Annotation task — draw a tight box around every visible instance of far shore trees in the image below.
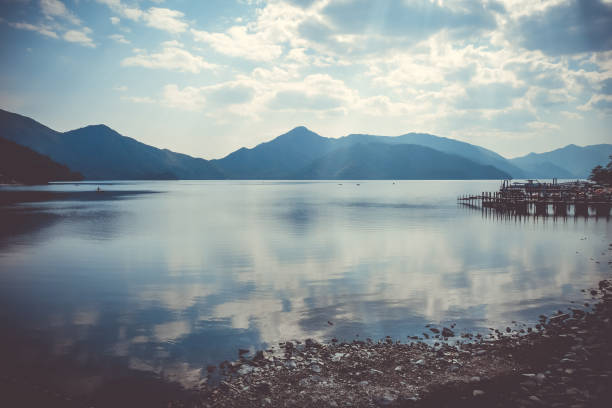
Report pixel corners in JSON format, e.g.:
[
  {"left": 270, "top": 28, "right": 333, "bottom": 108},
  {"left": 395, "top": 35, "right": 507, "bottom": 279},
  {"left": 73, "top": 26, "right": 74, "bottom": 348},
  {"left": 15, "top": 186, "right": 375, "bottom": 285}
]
[{"left": 589, "top": 155, "right": 612, "bottom": 186}]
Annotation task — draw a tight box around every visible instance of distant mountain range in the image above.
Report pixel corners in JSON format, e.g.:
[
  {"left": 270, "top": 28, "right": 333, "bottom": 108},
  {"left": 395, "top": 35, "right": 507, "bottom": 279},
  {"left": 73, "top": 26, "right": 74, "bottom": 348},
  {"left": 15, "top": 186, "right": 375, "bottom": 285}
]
[
  {"left": 1, "top": 108, "right": 610, "bottom": 182},
  {"left": 0, "top": 109, "right": 223, "bottom": 180},
  {"left": 0, "top": 136, "right": 82, "bottom": 184},
  {"left": 509, "top": 144, "right": 612, "bottom": 179},
  {"left": 211, "top": 127, "right": 508, "bottom": 179}
]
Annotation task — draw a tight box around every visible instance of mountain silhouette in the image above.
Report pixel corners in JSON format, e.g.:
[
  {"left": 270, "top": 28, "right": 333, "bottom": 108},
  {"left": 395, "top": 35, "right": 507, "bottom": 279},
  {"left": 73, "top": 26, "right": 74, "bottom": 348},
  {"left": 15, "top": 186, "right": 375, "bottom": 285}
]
[
  {"left": 2, "top": 108, "right": 608, "bottom": 181},
  {"left": 510, "top": 144, "right": 612, "bottom": 179},
  {"left": 337, "top": 133, "right": 526, "bottom": 178},
  {"left": 0, "top": 136, "right": 83, "bottom": 184},
  {"left": 212, "top": 126, "right": 336, "bottom": 178},
  {"left": 0, "top": 109, "right": 223, "bottom": 180},
  {"left": 294, "top": 143, "right": 510, "bottom": 180}
]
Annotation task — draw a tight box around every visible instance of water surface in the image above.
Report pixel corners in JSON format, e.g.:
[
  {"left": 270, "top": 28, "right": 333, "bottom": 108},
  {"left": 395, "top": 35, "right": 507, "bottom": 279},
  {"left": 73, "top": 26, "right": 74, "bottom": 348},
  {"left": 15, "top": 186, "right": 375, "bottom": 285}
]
[{"left": 0, "top": 180, "right": 610, "bottom": 401}]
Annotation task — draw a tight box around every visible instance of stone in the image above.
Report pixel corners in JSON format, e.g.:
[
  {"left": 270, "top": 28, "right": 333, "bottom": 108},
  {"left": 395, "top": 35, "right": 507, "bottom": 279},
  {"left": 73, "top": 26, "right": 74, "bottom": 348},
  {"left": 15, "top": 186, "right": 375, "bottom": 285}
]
[
  {"left": 332, "top": 353, "right": 345, "bottom": 362},
  {"left": 311, "top": 364, "right": 322, "bottom": 373},
  {"left": 414, "top": 359, "right": 425, "bottom": 365},
  {"left": 529, "top": 395, "right": 543, "bottom": 404},
  {"left": 253, "top": 350, "right": 268, "bottom": 361},
  {"left": 254, "top": 382, "right": 272, "bottom": 395},
  {"left": 375, "top": 391, "right": 397, "bottom": 406},
  {"left": 566, "top": 387, "right": 580, "bottom": 395},
  {"left": 394, "top": 366, "right": 403, "bottom": 372},
  {"left": 238, "top": 365, "right": 254, "bottom": 376},
  {"left": 473, "top": 389, "right": 485, "bottom": 397},
  {"left": 284, "top": 360, "right": 297, "bottom": 370},
  {"left": 305, "top": 338, "right": 320, "bottom": 348},
  {"left": 442, "top": 327, "right": 455, "bottom": 337}
]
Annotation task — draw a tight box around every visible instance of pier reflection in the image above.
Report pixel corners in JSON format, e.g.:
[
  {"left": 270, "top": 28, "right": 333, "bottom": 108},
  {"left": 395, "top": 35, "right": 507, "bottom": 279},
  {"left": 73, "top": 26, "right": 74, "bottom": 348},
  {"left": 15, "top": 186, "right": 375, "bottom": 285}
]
[{"left": 460, "top": 203, "right": 611, "bottom": 222}]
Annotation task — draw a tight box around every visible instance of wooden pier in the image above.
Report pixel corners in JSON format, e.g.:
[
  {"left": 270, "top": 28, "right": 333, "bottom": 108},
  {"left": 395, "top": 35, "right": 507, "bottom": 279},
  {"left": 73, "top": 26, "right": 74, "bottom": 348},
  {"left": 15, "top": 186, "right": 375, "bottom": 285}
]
[{"left": 458, "top": 179, "right": 612, "bottom": 218}]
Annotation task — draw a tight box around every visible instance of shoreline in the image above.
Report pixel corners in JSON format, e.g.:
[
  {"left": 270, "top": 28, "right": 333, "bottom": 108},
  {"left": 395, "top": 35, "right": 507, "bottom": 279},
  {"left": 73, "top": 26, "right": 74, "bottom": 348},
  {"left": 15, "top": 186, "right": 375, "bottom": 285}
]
[{"left": 195, "top": 274, "right": 612, "bottom": 407}]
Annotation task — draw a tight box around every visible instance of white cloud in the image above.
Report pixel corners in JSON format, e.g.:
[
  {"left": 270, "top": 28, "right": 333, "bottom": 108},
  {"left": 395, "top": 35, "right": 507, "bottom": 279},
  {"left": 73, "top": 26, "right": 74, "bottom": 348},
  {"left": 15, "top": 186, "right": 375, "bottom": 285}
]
[
  {"left": 109, "top": 33, "right": 130, "bottom": 44},
  {"left": 9, "top": 21, "right": 58, "bottom": 38},
  {"left": 113, "top": 85, "right": 128, "bottom": 92},
  {"left": 63, "top": 28, "right": 95, "bottom": 47},
  {"left": 144, "top": 7, "right": 188, "bottom": 34},
  {"left": 162, "top": 84, "right": 207, "bottom": 111},
  {"left": 496, "top": 0, "right": 572, "bottom": 18},
  {"left": 94, "top": 0, "right": 143, "bottom": 21},
  {"left": 190, "top": 0, "right": 310, "bottom": 62},
  {"left": 121, "top": 95, "right": 156, "bottom": 104},
  {"left": 40, "top": 0, "right": 81, "bottom": 25},
  {"left": 121, "top": 43, "right": 217, "bottom": 73},
  {"left": 160, "top": 80, "right": 258, "bottom": 112},
  {"left": 110, "top": 16, "right": 120, "bottom": 25},
  {"left": 95, "top": 1, "right": 188, "bottom": 33},
  {"left": 192, "top": 26, "right": 283, "bottom": 61},
  {"left": 578, "top": 94, "right": 612, "bottom": 113}
]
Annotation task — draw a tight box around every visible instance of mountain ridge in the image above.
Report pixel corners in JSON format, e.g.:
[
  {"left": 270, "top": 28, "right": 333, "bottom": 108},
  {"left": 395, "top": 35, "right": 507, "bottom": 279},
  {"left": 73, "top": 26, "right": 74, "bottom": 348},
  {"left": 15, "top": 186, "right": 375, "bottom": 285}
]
[
  {"left": 2, "top": 108, "right": 609, "bottom": 181},
  {"left": 510, "top": 143, "right": 612, "bottom": 178},
  {"left": 0, "top": 109, "right": 224, "bottom": 180}
]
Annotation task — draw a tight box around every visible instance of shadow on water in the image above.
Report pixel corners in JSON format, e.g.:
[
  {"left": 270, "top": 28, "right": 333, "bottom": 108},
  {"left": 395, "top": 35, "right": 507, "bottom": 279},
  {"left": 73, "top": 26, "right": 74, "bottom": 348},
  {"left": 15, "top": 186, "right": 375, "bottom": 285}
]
[
  {"left": 0, "top": 330, "right": 198, "bottom": 408},
  {"left": 0, "top": 189, "right": 160, "bottom": 206}
]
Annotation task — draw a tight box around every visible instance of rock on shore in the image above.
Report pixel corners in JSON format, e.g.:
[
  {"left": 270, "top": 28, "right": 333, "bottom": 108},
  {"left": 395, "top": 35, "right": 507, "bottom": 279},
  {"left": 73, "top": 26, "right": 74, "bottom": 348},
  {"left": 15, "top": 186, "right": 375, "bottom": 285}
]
[{"left": 196, "top": 279, "right": 612, "bottom": 407}]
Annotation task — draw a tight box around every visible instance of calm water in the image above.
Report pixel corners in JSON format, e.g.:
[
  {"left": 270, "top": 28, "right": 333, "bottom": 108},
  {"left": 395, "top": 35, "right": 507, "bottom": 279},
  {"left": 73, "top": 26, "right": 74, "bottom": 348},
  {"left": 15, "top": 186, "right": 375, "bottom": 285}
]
[{"left": 0, "top": 180, "right": 611, "bottom": 399}]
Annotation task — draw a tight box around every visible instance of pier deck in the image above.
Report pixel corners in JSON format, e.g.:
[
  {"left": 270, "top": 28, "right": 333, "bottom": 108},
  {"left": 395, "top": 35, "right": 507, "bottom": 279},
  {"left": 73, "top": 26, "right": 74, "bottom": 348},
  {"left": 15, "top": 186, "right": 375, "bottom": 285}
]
[{"left": 458, "top": 179, "right": 612, "bottom": 217}]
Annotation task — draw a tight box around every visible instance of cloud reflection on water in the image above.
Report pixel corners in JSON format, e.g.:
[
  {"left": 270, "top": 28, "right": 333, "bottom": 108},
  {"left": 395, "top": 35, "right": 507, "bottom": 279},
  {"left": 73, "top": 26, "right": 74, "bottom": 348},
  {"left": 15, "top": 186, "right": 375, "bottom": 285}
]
[{"left": 0, "top": 181, "right": 610, "bottom": 392}]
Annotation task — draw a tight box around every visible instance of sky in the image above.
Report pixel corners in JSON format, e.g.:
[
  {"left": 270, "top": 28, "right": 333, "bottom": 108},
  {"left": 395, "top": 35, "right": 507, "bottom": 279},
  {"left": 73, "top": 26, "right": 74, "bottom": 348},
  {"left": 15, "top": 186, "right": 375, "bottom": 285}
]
[{"left": 0, "top": 0, "right": 611, "bottom": 160}]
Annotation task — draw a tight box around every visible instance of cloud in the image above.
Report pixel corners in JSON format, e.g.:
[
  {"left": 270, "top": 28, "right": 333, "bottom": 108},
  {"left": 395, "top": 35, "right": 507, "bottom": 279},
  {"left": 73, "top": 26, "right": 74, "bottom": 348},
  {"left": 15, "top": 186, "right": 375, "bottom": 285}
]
[
  {"left": 162, "top": 84, "right": 207, "bottom": 111},
  {"left": 579, "top": 94, "right": 612, "bottom": 113},
  {"left": 514, "top": 0, "right": 612, "bottom": 55},
  {"left": 144, "top": 7, "right": 188, "bottom": 34},
  {"left": 121, "top": 43, "right": 217, "bottom": 73},
  {"left": 9, "top": 21, "right": 58, "bottom": 38},
  {"left": 206, "top": 82, "right": 256, "bottom": 105},
  {"left": 192, "top": 26, "right": 283, "bottom": 61},
  {"left": 459, "top": 83, "right": 527, "bottom": 110},
  {"left": 113, "top": 85, "right": 128, "bottom": 92},
  {"left": 40, "top": 0, "right": 81, "bottom": 25},
  {"left": 110, "top": 16, "right": 120, "bottom": 25},
  {"left": 63, "top": 28, "right": 95, "bottom": 47},
  {"left": 312, "top": 0, "right": 498, "bottom": 44},
  {"left": 94, "top": 0, "right": 143, "bottom": 21},
  {"left": 160, "top": 81, "right": 257, "bottom": 112},
  {"left": 121, "top": 95, "right": 155, "bottom": 104},
  {"left": 109, "top": 33, "right": 129, "bottom": 44},
  {"left": 95, "top": 1, "right": 188, "bottom": 33}
]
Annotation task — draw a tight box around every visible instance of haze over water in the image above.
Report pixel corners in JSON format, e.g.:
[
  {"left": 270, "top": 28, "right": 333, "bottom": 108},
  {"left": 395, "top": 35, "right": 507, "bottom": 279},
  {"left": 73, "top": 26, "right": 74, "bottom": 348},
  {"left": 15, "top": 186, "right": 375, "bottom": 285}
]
[{"left": 0, "top": 180, "right": 610, "bottom": 394}]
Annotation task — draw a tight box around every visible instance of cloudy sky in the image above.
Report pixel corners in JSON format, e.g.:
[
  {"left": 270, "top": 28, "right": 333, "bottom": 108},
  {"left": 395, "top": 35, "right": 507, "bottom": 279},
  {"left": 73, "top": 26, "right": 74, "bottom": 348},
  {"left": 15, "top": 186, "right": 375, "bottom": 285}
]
[{"left": 0, "top": 0, "right": 611, "bottom": 159}]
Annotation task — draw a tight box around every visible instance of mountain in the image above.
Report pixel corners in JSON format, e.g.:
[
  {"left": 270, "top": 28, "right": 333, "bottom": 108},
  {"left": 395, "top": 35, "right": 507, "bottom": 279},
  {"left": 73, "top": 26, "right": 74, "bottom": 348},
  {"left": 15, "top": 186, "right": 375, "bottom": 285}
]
[
  {"left": 0, "top": 109, "right": 223, "bottom": 180},
  {"left": 510, "top": 144, "right": 612, "bottom": 179},
  {"left": 213, "top": 127, "right": 520, "bottom": 179},
  {"left": 212, "top": 126, "right": 336, "bottom": 179},
  {"left": 336, "top": 133, "right": 526, "bottom": 178},
  {"left": 3, "top": 108, "right": 606, "bottom": 181},
  {"left": 0, "top": 136, "right": 83, "bottom": 184},
  {"left": 294, "top": 143, "right": 510, "bottom": 180}
]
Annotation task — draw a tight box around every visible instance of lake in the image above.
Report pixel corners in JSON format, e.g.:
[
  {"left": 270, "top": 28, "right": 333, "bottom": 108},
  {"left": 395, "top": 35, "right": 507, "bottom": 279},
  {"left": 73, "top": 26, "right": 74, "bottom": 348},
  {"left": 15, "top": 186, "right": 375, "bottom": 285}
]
[{"left": 0, "top": 180, "right": 610, "bottom": 404}]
